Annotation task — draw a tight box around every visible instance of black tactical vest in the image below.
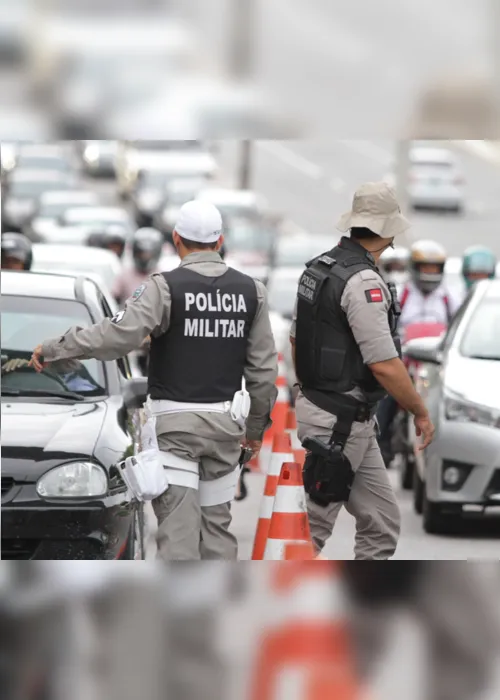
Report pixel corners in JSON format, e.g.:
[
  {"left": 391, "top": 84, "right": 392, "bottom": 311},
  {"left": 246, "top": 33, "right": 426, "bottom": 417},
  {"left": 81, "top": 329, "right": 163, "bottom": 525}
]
[
  {"left": 295, "top": 237, "right": 401, "bottom": 405},
  {"left": 148, "top": 266, "right": 258, "bottom": 402}
]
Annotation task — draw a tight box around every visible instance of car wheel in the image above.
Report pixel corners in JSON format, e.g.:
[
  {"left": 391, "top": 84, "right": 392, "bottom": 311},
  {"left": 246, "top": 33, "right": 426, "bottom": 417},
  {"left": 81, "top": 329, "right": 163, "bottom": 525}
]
[
  {"left": 422, "top": 490, "right": 457, "bottom": 535},
  {"left": 123, "top": 505, "right": 146, "bottom": 560},
  {"left": 413, "top": 465, "right": 424, "bottom": 514},
  {"left": 400, "top": 451, "right": 414, "bottom": 490}
]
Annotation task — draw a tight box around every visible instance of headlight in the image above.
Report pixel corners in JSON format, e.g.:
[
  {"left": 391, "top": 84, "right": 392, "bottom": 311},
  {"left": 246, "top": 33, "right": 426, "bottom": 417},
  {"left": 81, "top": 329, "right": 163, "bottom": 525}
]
[
  {"left": 139, "top": 190, "right": 162, "bottom": 209},
  {"left": 444, "top": 393, "right": 500, "bottom": 428},
  {"left": 37, "top": 462, "right": 108, "bottom": 498},
  {"left": 84, "top": 145, "right": 99, "bottom": 163}
]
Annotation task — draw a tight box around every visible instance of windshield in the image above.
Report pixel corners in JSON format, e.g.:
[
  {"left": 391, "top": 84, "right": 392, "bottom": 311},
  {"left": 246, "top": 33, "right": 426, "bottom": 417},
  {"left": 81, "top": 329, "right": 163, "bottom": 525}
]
[
  {"left": 16, "top": 155, "right": 69, "bottom": 171},
  {"left": 165, "top": 181, "right": 204, "bottom": 205},
  {"left": 133, "top": 140, "right": 202, "bottom": 151},
  {"left": 276, "top": 237, "right": 335, "bottom": 267},
  {"left": 460, "top": 299, "right": 500, "bottom": 360},
  {"left": 2, "top": 296, "right": 106, "bottom": 396},
  {"left": 10, "top": 179, "right": 68, "bottom": 198},
  {"left": 38, "top": 200, "right": 93, "bottom": 218},
  {"left": 63, "top": 210, "right": 130, "bottom": 227},
  {"left": 267, "top": 277, "right": 299, "bottom": 318},
  {"left": 225, "top": 223, "right": 274, "bottom": 253}
]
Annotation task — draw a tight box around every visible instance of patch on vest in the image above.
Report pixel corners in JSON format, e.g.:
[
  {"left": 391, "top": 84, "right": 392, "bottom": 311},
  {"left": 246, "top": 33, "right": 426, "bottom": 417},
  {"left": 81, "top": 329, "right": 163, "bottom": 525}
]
[
  {"left": 111, "top": 310, "right": 125, "bottom": 324},
  {"left": 131, "top": 284, "right": 146, "bottom": 302},
  {"left": 183, "top": 291, "right": 247, "bottom": 338},
  {"left": 297, "top": 270, "right": 322, "bottom": 305},
  {"left": 365, "top": 288, "right": 383, "bottom": 303}
]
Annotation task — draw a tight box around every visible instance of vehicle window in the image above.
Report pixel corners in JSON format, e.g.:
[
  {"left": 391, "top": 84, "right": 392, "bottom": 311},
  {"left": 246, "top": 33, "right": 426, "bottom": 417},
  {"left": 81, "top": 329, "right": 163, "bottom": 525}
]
[
  {"left": 17, "top": 156, "right": 69, "bottom": 171},
  {"left": 39, "top": 200, "right": 93, "bottom": 217},
  {"left": 1, "top": 296, "right": 106, "bottom": 396},
  {"left": 9, "top": 180, "right": 67, "bottom": 197},
  {"left": 225, "top": 223, "right": 274, "bottom": 253},
  {"left": 441, "top": 292, "right": 473, "bottom": 352},
  {"left": 267, "top": 277, "right": 300, "bottom": 318},
  {"left": 460, "top": 299, "right": 500, "bottom": 360}
]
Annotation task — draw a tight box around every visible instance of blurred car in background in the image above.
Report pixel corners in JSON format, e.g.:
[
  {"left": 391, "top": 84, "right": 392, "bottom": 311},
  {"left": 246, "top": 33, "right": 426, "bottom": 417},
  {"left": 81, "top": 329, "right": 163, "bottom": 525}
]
[
  {"left": 79, "top": 140, "right": 118, "bottom": 177},
  {"left": 406, "top": 279, "right": 500, "bottom": 534},
  {"left": 270, "top": 232, "right": 339, "bottom": 268},
  {"left": 385, "top": 145, "right": 465, "bottom": 213},
  {"left": 0, "top": 0, "right": 30, "bottom": 64},
  {"left": 1, "top": 271, "right": 147, "bottom": 560},
  {"left": 115, "top": 140, "right": 215, "bottom": 200},
  {"left": 9, "top": 143, "right": 75, "bottom": 177},
  {"left": 42, "top": 206, "right": 134, "bottom": 245},
  {"left": 195, "top": 188, "right": 268, "bottom": 222},
  {"left": 153, "top": 176, "right": 207, "bottom": 237},
  {"left": 2, "top": 170, "right": 77, "bottom": 232},
  {"left": 24, "top": 189, "right": 100, "bottom": 242},
  {"left": 32, "top": 244, "right": 122, "bottom": 298},
  {"left": 223, "top": 217, "right": 276, "bottom": 284}
]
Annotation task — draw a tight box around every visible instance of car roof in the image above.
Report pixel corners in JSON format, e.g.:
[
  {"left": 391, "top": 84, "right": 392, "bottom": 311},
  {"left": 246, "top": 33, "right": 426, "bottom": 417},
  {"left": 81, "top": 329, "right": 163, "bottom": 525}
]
[
  {"left": 63, "top": 206, "right": 130, "bottom": 219},
  {"left": 2, "top": 270, "right": 79, "bottom": 299},
  {"left": 32, "top": 243, "right": 119, "bottom": 266},
  {"left": 196, "top": 189, "right": 265, "bottom": 207},
  {"left": 9, "top": 168, "right": 68, "bottom": 182},
  {"left": 410, "top": 147, "right": 456, "bottom": 164},
  {"left": 39, "top": 190, "right": 98, "bottom": 204}
]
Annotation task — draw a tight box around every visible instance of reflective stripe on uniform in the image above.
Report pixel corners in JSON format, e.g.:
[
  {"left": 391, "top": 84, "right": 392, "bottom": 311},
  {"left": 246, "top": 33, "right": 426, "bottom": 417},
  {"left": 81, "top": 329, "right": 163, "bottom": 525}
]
[
  {"left": 159, "top": 450, "right": 200, "bottom": 490},
  {"left": 199, "top": 465, "right": 241, "bottom": 507},
  {"left": 150, "top": 398, "right": 231, "bottom": 415}
]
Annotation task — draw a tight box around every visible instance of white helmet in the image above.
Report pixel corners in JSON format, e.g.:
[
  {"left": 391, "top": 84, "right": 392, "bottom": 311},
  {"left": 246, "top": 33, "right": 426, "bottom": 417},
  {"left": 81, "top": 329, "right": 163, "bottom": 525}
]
[
  {"left": 379, "top": 246, "right": 410, "bottom": 286},
  {"left": 410, "top": 239, "right": 446, "bottom": 294}
]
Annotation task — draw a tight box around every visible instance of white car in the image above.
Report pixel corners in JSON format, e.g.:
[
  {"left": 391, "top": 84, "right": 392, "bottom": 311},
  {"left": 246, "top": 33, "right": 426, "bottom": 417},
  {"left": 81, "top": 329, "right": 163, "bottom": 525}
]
[
  {"left": 43, "top": 206, "right": 134, "bottom": 245},
  {"left": 195, "top": 188, "right": 268, "bottom": 221},
  {"left": 31, "top": 244, "right": 122, "bottom": 299},
  {"left": 80, "top": 140, "right": 118, "bottom": 176},
  {"left": 272, "top": 232, "right": 339, "bottom": 268},
  {"left": 385, "top": 145, "right": 465, "bottom": 213},
  {"left": 25, "top": 189, "right": 100, "bottom": 241}
]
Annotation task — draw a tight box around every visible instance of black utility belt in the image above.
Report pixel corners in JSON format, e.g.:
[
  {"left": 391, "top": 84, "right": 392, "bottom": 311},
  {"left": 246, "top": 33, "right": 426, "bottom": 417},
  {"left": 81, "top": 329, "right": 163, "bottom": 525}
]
[{"left": 301, "top": 387, "right": 377, "bottom": 423}]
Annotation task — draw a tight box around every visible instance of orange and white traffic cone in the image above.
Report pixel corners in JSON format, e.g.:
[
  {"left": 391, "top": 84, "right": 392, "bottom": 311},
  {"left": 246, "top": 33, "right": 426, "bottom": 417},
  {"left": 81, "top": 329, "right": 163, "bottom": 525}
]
[
  {"left": 250, "top": 561, "right": 361, "bottom": 700},
  {"left": 263, "top": 461, "right": 312, "bottom": 560},
  {"left": 251, "top": 434, "right": 294, "bottom": 560},
  {"left": 285, "top": 408, "right": 306, "bottom": 467}
]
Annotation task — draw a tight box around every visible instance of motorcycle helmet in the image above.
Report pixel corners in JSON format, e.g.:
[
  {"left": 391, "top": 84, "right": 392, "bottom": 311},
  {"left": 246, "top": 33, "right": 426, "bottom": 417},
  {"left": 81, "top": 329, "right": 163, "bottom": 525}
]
[
  {"left": 102, "top": 224, "right": 127, "bottom": 259},
  {"left": 461, "top": 245, "right": 496, "bottom": 289},
  {"left": 132, "top": 227, "right": 163, "bottom": 273},
  {"left": 86, "top": 229, "right": 106, "bottom": 248},
  {"left": 409, "top": 239, "right": 446, "bottom": 295},
  {"left": 379, "top": 246, "right": 410, "bottom": 286},
  {"left": 1, "top": 232, "right": 32, "bottom": 271}
]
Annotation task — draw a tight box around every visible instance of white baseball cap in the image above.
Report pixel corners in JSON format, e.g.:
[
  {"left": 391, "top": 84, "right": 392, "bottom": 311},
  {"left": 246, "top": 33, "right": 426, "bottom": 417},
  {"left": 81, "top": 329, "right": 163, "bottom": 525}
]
[{"left": 174, "top": 200, "right": 223, "bottom": 243}]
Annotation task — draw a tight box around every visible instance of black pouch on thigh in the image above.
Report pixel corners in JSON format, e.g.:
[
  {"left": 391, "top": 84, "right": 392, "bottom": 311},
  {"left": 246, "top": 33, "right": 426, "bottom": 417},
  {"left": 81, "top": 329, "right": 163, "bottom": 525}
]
[{"left": 303, "top": 446, "right": 354, "bottom": 506}]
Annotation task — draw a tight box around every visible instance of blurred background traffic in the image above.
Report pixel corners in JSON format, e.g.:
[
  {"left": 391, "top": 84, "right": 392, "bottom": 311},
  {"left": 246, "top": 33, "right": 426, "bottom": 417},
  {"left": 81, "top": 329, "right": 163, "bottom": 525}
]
[{"left": 1, "top": 0, "right": 500, "bottom": 139}]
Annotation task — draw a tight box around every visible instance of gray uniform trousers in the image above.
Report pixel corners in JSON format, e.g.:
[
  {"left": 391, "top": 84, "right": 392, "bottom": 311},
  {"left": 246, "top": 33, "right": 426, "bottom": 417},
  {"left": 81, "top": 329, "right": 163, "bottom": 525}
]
[
  {"left": 295, "top": 392, "right": 401, "bottom": 559},
  {"left": 347, "top": 562, "right": 500, "bottom": 700},
  {"left": 152, "top": 410, "right": 244, "bottom": 561}
]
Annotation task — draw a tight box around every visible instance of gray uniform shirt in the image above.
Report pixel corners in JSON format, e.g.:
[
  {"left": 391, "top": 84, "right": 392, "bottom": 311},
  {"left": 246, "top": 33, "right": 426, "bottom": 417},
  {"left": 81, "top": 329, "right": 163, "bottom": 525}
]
[
  {"left": 41, "top": 252, "right": 278, "bottom": 441},
  {"left": 290, "top": 267, "right": 399, "bottom": 402}
]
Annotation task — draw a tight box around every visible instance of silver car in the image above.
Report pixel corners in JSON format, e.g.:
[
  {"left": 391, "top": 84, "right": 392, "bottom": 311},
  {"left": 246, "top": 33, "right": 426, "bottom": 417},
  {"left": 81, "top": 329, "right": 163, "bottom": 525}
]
[{"left": 405, "top": 279, "right": 500, "bottom": 534}]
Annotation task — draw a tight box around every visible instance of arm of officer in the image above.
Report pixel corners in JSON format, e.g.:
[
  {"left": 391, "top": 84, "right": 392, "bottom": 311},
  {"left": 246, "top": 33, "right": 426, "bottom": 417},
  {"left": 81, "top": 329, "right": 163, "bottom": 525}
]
[
  {"left": 40, "top": 275, "right": 171, "bottom": 363},
  {"left": 341, "top": 270, "right": 428, "bottom": 418},
  {"left": 244, "top": 280, "right": 279, "bottom": 441}
]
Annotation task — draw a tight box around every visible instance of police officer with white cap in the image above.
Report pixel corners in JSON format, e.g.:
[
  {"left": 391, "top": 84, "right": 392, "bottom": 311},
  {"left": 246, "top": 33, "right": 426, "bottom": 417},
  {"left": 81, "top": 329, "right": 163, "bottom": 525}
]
[
  {"left": 290, "top": 182, "right": 435, "bottom": 559},
  {"left": 30, "top": 201, "right": 278, "bottom": 561}
]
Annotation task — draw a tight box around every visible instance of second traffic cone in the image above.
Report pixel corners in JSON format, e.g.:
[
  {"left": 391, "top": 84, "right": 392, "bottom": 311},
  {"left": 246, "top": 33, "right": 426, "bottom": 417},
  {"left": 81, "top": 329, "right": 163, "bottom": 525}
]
[
  {"left": 285, "top": 408, "right": 306, "bottom": 467},
  {"left": 284, "top": 541, "right": 315, "bottom": 560},
  {"left": 251, "top": 433, "right": 294, "bottom": 560},
  {"left": 263, "top": 461, "right": 312, "bottom": 560}
]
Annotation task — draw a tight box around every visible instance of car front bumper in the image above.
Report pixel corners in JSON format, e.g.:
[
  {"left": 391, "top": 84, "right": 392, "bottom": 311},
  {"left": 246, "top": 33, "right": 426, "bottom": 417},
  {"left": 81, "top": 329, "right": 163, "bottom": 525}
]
[
  {"left": 1, "top": 482, "right": 134, "bottom": 559},
  {"left": 408, "top": 184, "right": 463, "bottom": 209}
]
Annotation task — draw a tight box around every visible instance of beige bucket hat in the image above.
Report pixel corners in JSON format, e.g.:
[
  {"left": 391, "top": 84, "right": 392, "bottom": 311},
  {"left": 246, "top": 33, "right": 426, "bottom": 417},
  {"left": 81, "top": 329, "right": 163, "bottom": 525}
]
[{"left": 336, "top": 182, "right": 411, "bottom": 239}]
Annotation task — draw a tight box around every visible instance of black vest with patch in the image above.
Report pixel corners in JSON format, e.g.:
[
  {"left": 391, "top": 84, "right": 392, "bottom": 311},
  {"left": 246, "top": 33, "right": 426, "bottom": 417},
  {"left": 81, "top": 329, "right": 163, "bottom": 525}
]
[
  {"left": 295, "top": 237, "right": 401, "bottom": 405},
  {"left": 148, "top": 266, "right": 258, "bottom": 402}
]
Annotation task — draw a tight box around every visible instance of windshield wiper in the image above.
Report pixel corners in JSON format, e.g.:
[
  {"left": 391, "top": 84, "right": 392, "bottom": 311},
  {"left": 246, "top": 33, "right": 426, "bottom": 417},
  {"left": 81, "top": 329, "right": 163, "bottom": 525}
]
[
  {"left": 467, "top": 355, "right": 500, "bottom": 361},
  {"left": 1, "top": 388, "right": 85, "bottom": 401}
]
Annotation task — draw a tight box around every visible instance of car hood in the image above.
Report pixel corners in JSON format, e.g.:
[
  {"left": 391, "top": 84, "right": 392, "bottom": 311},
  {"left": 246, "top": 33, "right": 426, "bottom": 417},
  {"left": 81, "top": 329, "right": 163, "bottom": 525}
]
[
  {"left": 445, "top": 355, "right": 500, "bottom": 410},
  {"left": 1, "top": 401, "right": 107, "bottom": 481}
]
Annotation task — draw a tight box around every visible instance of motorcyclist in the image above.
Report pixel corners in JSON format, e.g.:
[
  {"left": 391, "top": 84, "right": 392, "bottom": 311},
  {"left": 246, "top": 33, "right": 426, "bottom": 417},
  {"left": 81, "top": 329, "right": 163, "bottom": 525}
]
[
  {"left": 1, "top": 232, "right": 33, "bottom": 271},
  {"left": 461, "top": 245, "right": 497, "bottom": 294},
  {"left": 111, "top": 227, "right": 163, "bottom": 306},
  {"left": 379, "top": 246, "right": 410, "bottom": 291},
  {"left": 377, "top": 240, "right": 459, "bottom": 467},
  {"left": 86, "top": 225, "right": 127, "bottom": 260}
]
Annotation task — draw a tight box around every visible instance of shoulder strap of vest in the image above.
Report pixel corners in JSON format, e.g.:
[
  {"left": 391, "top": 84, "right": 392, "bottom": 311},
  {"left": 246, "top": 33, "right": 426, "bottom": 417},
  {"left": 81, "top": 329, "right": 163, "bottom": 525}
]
[{"left": 400, "top": 285, "right": 410, "bottom": 309}]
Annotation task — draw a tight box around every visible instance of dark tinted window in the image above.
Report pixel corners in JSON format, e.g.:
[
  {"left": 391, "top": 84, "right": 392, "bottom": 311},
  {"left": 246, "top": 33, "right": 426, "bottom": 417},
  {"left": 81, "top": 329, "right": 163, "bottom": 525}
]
[{"left": 2, "top": 296, "right": 106, "bottom": 396}]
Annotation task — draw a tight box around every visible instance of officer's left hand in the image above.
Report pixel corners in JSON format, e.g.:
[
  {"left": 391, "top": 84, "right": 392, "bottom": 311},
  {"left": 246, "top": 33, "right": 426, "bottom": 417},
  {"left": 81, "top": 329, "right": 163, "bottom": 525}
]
[{"left": 28, "top": 345, "right": 49, "bottom": 373}]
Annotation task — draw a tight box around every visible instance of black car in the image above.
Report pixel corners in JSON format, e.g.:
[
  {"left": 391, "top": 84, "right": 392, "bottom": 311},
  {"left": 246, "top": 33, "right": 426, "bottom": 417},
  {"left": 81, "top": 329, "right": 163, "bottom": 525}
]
[{"left": 1, "top": 271, "right": 148, "bottom": 560}]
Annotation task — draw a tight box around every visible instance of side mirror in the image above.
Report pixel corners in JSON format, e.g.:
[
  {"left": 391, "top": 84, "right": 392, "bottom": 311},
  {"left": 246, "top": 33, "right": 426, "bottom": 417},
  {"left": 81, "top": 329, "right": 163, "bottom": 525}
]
[
  {"left": 403, "top": 337, "right": 442, "bottom": 365},
  {"left": 122, "top": 376, "right": 148, "bottom": 409}
]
